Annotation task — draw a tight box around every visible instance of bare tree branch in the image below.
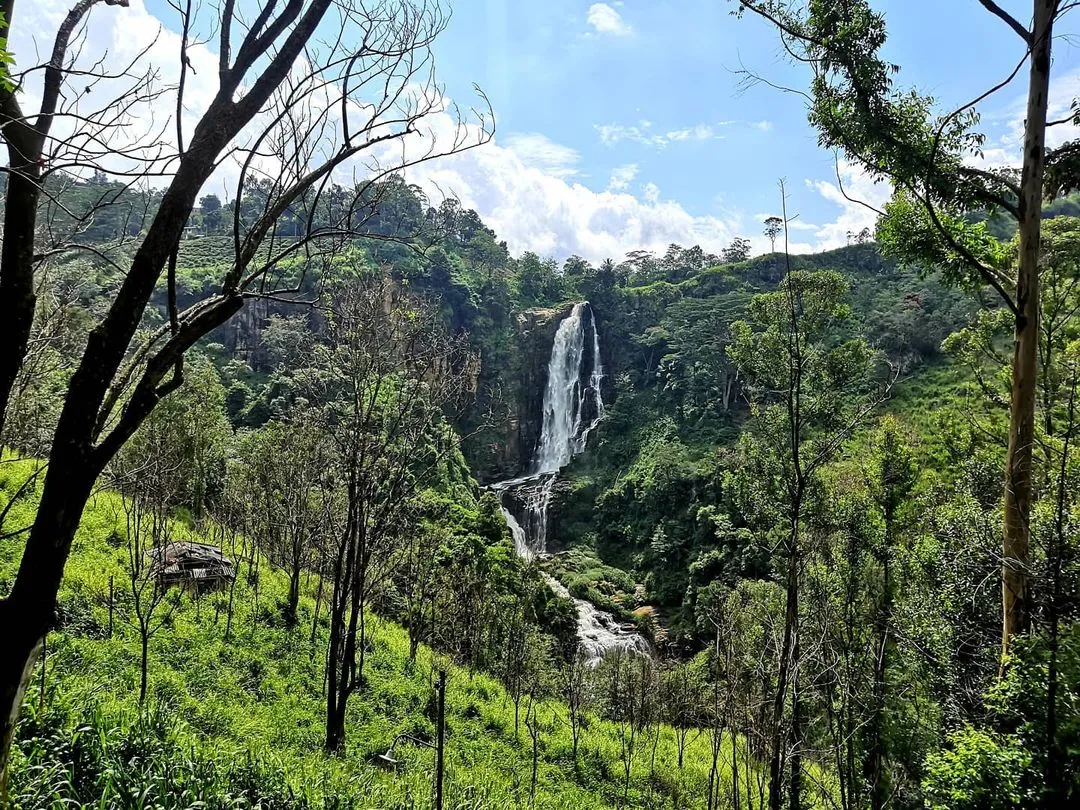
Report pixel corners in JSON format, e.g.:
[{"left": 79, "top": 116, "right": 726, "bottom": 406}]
[{"left": 977, "top": 0, "right": 1034, "bottom": 44}]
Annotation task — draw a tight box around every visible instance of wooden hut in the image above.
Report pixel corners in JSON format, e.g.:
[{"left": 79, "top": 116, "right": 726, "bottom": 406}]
[{"left": 148, "top": 541, "right": 235, "bottom": 593}]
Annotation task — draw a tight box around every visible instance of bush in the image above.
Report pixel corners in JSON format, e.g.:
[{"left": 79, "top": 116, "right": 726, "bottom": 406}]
[{"left": 922, "top": 727, "right": 1034, "bottom": 810}]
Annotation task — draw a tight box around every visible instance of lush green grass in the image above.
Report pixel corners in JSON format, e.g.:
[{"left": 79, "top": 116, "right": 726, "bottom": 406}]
[{"left": 1, "top": 456, "right": 763, "bottom": 809}]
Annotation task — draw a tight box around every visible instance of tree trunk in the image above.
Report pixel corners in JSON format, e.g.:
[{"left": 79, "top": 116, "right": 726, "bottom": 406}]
[
  {"left": 286, "top": 561, "right": 301, "bottom": 628},
  {"left": 0, "top": 462, "right": 97, "bottom": 783},
  {"left": 788, "top": 685, "right": 803, "bottom": 810},
  {"left": 0, "top": 168, "right": 42, "bottom": 441},
  {"left": 140, "top": 631, "right": 150, "bottom": 704},
  {"left": 0, "top": 603, "right": 42, "bottom": 798},
  {"left": 867, "top": 510, "right": 894, "bottom": 810},
  {"left": 1003, "top": 0, "right": 1053, "bottom": 659},
  {"left": 325, "top": 701, "right": 347, "bottom": 753},
  {"left": 768, "top": 522, "right": 800, "bottom": 810},
  {"left": 311, "top": 572, "right": 324, "bottom": 649}
]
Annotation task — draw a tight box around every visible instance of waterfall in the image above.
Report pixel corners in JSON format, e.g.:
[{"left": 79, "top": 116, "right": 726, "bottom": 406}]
[
  {"left": 500, "top": 505, "right": 532, "bottom": 560},
  {"left": 532, "top": 302, "right": 604, "bottom": 475},
  {"left": 490, "top": 302, "right": 649, "bottom": 662},
  {"left": 500, "top": 302, "right": 605, "bottom": 555}
]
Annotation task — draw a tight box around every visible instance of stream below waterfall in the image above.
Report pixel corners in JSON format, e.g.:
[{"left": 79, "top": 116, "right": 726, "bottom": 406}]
[{"left": 491, "top": 302, "right": 650, "bottom": 664}]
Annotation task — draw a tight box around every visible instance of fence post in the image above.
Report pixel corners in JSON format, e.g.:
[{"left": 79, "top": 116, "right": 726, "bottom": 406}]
[{"left": 435, "top": 669, "right": 446, "bottom": 810}]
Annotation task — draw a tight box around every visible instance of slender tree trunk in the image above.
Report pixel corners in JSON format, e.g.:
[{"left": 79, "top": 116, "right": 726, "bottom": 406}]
[
  {"left": 326, "top": 512, "right": 353, "bottom": 752},
  {"left": 311, "top": 571, "right": 324, "bottom": 649},
  {"left": 788, "top": 683, "right": 803, "bottom": 810},
  {"left": 1003, "top": 0, "right": 1054, "bottom": 658},
  {"left": 768, "top": 517, "right": 801, "bottom": 810},
  {"left": 731, "top": 725, "right": 741, "bottom": 810},
  {"left": 867, "top": 506, "right": 894, "bottom": 810},
  {"left": 1044, "top": 364, "right": 1076, "bottom": 806},
  {"left": 225, "top": 534, "right": 240, "bottom": 641},
  {"left": 140, "top": 630, "right": 150, "bottom": 704},
  {"left": 286, "top": 557, "right": 301, "bottom": 628}
]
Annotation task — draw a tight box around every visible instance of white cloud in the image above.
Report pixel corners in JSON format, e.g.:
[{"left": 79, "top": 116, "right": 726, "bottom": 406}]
[
  {"left": 665, "top": 124, "right": 716, "bottom": 143},
  {"left": 503, "top": 132, "right": 581, "bottom": 178},
  {"left": 396, "top": 117, "right": 764, "bottom": 262},
  {"left": 1044, "top": 71, "right": 1080, "bottom": 151},
  {"left": 7, "top": 0, "right": 221, "bottom": 180},
  {"left": 968, "top": 67, "right": 1080, "bottom": 170},
  {"left": 807, "top": 161, "right": 891, "bottom": 250},
  {"left": 596, "top": 120, "right": 718, "bottom": 148},
  {"left": 586, "top": 3, "right": 633, "bottom": 37},
  {"left": 595, "top": 119, "right": 774, "bottom": 148},
  {"left": 8, "top": 0, "right": 488, "bottom": 211},
  {"left": 608, "top": 163, "right": 639, "bottom": 191}
]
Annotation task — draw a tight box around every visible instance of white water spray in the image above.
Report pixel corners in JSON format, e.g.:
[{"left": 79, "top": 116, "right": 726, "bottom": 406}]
[{"left": 499, "top": 503, "right": 648, "bottom": 663}]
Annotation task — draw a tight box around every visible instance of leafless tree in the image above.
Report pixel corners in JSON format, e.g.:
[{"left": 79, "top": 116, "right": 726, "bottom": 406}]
[
  {"left": 662, "top": 661, "right": 703, "bottom": 771},
  {"left": 110, "top": 427, "right": 186, "bottom": 705},
  {"left": 312, "top": 275, "right": 475, "bottom": 752},
  {"left": 0, "top": 0, "right": 491, "bottom": 780},
  {"left": 116, "top": 485, "right": 181, "bottom": 705},
  {"left": 600, "top": 650, "right": 655, "bottom": 804},
  {"left": 560, "top": 645, "right": 591, "bottom": 775},
  {"left": 234, "top": 416, "right": 331, "bottom": 627},
  {"left": 399, "top": 520, "right": 442, "bottom": 661}
]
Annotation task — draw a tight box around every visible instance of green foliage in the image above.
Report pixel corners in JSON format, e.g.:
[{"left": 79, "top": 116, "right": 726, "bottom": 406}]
[
  {"left": 0, "top": 13, "right": 14, "bottom": 93},
  {"left": 923, "top": 728, "right": 1034, "bottom": 810},
  {"left": 878, "top": 191, "right": 1012, "bottom": 291}
]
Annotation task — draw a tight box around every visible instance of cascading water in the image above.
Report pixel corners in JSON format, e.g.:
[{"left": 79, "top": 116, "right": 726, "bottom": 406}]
[
  {"left": 494, "top": 302, "right": 604, "bottom": 556},
  {"left": 492, "top": 302, "right": 649, "bottom": 663},
  {"left": 500, "top": 499, "right": 648, "bottom": 663},
  {"left": 532, "top": 302, "right": 602, "bottom": 475}
]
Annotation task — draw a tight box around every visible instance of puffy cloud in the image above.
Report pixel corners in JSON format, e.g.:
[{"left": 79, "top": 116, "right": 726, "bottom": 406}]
[
  {"left": 967, "top": 67, "right": 1080, "bottom": 170},
  {"left": 607, "top": 163, "right": 639, "bottom": 191},
  {"left": 502, "top": 133, "right": 581, "bottom": 178},
  {"left": 12, "top": 0, "right": 833, "bottom": 265},
  {"left": 8, "top": 0, "right": 220, "bottom": 178},
  {"left": 586, "top": 3, "right": 633, "bottom": 37},
  {"left": 396, "top": 122, "right": 759, "bottom": 262},
  {"left": 806, "top": 161, "right": 891, "bottom": 250}
]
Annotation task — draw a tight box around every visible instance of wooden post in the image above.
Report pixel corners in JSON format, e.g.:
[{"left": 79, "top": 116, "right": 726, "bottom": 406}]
[
  {"left": 435, "top": 670, "right": 446, "bottom": 810},
  {"left": 38, "top": 635, "right": 46, "bottom": 713}
]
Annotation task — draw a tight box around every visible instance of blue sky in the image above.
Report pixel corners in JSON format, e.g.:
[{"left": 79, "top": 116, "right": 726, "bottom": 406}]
[
  {"left": 405, "top": 0, "right": 1080, "bottom": 258},
  {"left": 17, "top": 0, "right": 1080, "bottom": 262}
]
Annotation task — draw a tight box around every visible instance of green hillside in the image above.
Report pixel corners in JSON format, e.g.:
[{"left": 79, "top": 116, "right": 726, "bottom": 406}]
[{"left": 0, "top": 457, "right": 761, "bottom": 810}]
